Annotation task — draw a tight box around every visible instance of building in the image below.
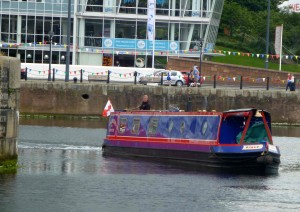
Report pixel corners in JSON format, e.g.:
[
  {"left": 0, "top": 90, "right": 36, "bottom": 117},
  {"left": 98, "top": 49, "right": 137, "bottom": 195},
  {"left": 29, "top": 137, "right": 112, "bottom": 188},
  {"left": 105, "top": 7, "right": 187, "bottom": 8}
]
[{"left": 0, "top": 0, "right": 224, "bottom": 68}]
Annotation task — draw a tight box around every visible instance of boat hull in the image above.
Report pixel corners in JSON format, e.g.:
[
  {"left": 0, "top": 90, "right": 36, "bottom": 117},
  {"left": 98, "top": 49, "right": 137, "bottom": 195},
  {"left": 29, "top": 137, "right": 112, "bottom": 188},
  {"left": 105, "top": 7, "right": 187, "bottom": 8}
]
[{"left": 102, "top": 144, "right": 280, "bottom": 175}]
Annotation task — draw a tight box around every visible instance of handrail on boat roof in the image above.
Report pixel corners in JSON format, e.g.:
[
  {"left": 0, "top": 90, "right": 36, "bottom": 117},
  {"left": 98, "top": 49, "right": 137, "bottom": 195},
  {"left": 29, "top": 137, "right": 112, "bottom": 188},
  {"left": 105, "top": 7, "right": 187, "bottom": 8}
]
[{"left": 112, "top": 110, "right": 222, "bottom": 115}]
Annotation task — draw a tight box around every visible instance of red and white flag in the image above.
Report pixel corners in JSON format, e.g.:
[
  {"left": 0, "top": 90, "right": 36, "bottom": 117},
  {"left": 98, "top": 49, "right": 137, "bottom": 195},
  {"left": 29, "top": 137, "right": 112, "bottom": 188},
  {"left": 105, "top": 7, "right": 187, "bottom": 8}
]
[{"left": 102, "top": 99, "right": 114, "bottom": 117}]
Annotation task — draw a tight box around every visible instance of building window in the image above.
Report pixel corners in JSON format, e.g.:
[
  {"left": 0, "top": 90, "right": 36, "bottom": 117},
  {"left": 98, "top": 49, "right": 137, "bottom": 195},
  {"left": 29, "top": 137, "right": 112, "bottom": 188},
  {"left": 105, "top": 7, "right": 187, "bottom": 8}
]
[
  {"left": 115, "top": 20, "right": 136, "bottom": 39},
  {"left": 156, "top": 0, "right": 169, "bottom": 16},
  {"left": 137, "top": 0, "right": 147, "bottom": 15},
  {"left": 120, "top": 0, "right": 137, "bottom": 14},
  {"left": 148, "top": 118, "right": 159, "bottom": 135},
  {"left": 137, "top": 21, "right": 146, "bottom": 39},
  {"left": 86, "top": 0, "right": 103, "bottom": 12},
  {"left": 156, "top": 22, "right": 168, "bottom": 40},
  {"left": 85, "top": 19, "right": 103, "bottom": 46},
  {"left": 131, "top": 118, "right": 141, "bottom": 134}
]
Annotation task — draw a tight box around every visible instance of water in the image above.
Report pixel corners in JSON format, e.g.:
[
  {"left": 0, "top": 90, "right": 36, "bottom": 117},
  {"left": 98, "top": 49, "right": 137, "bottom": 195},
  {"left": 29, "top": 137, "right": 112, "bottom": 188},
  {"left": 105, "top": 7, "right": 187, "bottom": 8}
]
[{"left": 0, "top": 119, "right": 300, "bottom": 212}]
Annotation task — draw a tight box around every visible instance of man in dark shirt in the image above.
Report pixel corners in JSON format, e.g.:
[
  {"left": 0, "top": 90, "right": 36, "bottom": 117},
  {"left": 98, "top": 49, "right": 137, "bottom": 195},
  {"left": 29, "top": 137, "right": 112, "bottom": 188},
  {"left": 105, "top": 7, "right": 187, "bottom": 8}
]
[{"left": 139, "top": 95, "right": 151, "bottom": 110}]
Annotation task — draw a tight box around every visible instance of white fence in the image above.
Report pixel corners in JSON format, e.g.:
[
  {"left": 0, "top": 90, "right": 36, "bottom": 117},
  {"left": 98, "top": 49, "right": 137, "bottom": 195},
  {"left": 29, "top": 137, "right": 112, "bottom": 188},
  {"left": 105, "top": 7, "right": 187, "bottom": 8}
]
[{"left": 21, "top": 63, "right": 163, "bottom": 82}]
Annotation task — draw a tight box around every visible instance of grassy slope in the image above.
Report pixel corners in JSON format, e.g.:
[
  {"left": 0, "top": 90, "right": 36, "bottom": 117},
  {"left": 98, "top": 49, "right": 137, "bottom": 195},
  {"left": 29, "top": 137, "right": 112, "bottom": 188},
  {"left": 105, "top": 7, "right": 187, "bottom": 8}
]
[
  {"left": 212, "top": 36, "right": 300, "bottom": 73},
  {"left": 212, "top": 53, "right": 300, "bottom": 73}
]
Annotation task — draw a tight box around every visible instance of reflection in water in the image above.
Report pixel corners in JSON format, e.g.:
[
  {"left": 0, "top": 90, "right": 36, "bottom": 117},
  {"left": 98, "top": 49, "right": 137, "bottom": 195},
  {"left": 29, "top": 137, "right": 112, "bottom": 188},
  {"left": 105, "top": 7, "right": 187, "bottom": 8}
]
[
  {"left": 20, "top": 117, "right": 108, "bottom": 129},
  {"left": 19, "top": 148, "right": 102, "bottom": 175},
  {"left": 0, "top": 122, "right": 300, "bottom": 212},
  {"left": 20, "top": 117, "right": 300, "bottom": 137},
  {"left": 272, "top": 126, "right": 300, "bottom": 137}
]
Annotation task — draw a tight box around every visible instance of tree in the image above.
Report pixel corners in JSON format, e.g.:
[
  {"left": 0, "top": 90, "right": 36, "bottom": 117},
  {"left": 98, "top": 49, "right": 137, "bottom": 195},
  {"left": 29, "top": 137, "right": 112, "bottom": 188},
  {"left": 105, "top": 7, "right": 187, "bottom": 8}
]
[
  {"left": 226, "top": 0, "right": 288, "bottom": 11},
  {"left": 220, "top": 2, "right": 254, "bottom": 37}
]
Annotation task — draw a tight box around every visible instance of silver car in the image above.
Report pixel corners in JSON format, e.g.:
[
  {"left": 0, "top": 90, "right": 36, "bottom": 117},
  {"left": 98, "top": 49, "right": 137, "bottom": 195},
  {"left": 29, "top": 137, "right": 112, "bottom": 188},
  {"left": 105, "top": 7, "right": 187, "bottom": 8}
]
[{"left": 154, "top": 70, "right": 186, "bottom": 86}]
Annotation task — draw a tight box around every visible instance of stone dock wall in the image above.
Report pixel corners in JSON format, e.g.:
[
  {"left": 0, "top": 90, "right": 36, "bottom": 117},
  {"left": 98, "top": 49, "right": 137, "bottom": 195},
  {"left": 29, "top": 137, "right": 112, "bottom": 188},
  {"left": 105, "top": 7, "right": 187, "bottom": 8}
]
[
  {"left": 0, "top": 57, "right": 20, "bottom": 161},
  {"left": 20, "top": 82, "right": 300, "bottom": 124}
]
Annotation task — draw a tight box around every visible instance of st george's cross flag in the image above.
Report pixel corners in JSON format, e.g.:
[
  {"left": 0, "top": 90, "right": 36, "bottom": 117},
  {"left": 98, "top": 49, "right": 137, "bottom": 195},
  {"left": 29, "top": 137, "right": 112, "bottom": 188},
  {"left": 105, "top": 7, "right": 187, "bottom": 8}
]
[{"left": 102, "top": 99, "right": 114, "bottom": 117}]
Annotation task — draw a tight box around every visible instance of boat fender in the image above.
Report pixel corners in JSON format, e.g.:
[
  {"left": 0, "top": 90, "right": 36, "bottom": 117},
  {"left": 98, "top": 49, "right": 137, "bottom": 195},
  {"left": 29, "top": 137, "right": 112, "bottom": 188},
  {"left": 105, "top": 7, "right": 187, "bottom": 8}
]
[{"left": 257, "top": 155, "right": 273, "bottom": 165}]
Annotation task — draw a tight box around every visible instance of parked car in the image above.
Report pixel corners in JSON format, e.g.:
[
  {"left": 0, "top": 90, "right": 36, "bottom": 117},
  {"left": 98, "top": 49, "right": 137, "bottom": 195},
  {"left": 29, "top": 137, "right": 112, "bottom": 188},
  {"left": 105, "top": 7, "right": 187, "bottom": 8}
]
[
  {"left": 178, "top": 70, "right": 190, "bottom": 83},
  {"left": 138, "top": 70, "right": 186, "bottom": 86}
]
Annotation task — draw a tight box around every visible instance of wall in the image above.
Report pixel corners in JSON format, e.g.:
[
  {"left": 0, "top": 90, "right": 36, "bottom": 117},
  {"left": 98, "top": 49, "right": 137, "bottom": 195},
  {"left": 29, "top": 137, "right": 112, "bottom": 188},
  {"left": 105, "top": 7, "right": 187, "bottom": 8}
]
[
  {"left": 0, "top": 56, "right": 20, "bottom": 161},
  {"left": 20, "top": 82, "right": 300, "bottom": 124},
  {"left": 166, "top": 57, "right": 300, "bottom": 85}
]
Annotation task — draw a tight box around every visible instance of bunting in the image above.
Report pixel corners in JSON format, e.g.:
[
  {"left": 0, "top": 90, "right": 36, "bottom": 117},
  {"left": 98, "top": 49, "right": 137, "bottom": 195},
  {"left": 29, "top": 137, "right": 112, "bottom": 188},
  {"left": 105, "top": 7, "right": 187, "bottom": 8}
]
[
  {"left": 24, "top": 67, "right": 300, "bottom": 85},
  {"left": 2, "top": 41, "right": 299, "bottom": 60}
]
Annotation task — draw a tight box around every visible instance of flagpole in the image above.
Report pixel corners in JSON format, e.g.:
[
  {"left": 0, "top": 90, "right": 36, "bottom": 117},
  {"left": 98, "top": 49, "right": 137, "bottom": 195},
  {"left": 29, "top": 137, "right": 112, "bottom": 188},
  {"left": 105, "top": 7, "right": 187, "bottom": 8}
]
[
  {"left": 152, "top": 25, "right": 155, "bottom": 70},
  {"left": 279, "top": 24, "right": 283, "bottom": 71},
  {"left": 152, "top": 1, "right": 155, "bottom": 70},
  {"left": 147, "top": 0, "right": 156, "bottom": 70}
]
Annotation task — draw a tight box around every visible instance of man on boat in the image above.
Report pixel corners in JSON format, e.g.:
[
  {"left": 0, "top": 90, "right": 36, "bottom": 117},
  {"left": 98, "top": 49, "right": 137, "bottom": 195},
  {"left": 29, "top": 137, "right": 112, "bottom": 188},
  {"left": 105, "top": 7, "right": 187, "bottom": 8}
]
[{"left": 138, "top": 95, "right": 151, "bottom": 110}]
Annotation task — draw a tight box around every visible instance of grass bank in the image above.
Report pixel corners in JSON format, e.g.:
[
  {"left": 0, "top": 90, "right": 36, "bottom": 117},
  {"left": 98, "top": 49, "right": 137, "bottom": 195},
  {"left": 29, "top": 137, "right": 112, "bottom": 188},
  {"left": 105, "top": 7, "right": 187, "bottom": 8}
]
[{"left": 212, "top": 52, "right": 300, "bottom": 73}]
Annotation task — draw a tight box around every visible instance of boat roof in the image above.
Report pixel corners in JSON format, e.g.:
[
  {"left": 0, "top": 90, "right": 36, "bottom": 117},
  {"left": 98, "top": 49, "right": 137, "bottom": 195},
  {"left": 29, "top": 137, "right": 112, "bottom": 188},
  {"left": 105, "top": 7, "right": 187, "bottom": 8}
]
[
  {"left": 223, "top": 108, "right": 270, "bottom": 115},
  {"left": 112, "top": 108, "right": 270, "bottom": 117}
]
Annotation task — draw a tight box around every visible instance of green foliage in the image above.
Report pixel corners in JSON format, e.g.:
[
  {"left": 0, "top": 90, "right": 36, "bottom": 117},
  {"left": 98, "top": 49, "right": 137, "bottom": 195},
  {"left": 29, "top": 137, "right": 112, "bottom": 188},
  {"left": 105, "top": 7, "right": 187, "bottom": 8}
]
[
  {"left": 0, "top": 159, "right": 18, "bottom": 174},
  {"left": 226, "top": 0, "right": 287, "bottom": 11},
  {"left": 219, "top": 0, "right": 300, "bottom": 58}
]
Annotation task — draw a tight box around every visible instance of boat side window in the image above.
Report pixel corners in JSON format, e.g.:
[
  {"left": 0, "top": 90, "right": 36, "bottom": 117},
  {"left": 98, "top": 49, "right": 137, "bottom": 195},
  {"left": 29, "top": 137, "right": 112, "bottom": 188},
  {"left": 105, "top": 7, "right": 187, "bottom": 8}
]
[
  {"left": 180, "top": 121, "right": 185, "bottom": 134},
  {"left": 118, "top": 118, "right": 127, "bottom": 134},
  {"left": 148, "top": 118, "right": 159, "bottom": 135},
  {"left": 131, "top": 118, "right": 141, "bottom": 134}
]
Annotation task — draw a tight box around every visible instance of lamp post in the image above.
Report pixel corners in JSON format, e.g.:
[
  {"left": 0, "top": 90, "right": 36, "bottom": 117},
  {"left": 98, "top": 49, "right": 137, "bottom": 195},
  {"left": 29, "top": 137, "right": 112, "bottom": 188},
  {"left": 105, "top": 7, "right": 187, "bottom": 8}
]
[
  {"left": 265, "top": 0, "right": 270, "bottom": 69},
  {"left": 65, "top": 0, "right": 71, "bottom": 82},
  {"left": 197, "top": 38, "right": 204, "bottom": 84},
  {"left": 48, "top": 31, "right": 54, "bottom": 81}
]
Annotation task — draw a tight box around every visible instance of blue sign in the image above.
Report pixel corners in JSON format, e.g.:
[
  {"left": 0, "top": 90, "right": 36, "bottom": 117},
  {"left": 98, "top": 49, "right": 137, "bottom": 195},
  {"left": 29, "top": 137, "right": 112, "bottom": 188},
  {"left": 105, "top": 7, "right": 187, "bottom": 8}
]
[{"left": 102, "top": 38, "right": 178, "bottom": 51}]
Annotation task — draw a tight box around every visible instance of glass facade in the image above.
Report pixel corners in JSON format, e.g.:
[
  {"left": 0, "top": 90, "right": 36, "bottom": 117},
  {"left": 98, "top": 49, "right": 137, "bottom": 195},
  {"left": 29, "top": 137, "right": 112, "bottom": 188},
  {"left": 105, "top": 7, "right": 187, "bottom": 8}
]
[{"left": 0, "top": 0, "right": 224, "bottom": 67}]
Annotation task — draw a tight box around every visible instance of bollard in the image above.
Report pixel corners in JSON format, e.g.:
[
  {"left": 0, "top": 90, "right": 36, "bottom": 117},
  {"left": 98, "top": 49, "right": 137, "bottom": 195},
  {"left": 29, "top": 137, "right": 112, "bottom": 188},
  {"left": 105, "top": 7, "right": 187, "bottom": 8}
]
[
  {"left": 240, "top": 76, "right": 243, "bottom": 90},
  {"left": 25, "top": 67, "right": 28, "bottom": 81},
  {"left": 187, "top": 73, "right": 190, "bottom": 87},
  {"left": 186, "top": 96, "right": 192, "bottom": 112},
  {"left": 213, "top": 75, "right": 216, "bottom": 88},
  {"left": 266, "top": 77, "right": 269, "bottom": 90},
  {"left": 80, "top": 69, "right": 83, "bottom": 83},
  {"left": 160, "top": 73, "right": 163, "bottom": 85},
  {"left": 295, "top": 78, "right": 297, "bottom": 91},
  {"left": 134, "top": 71, "right": 137, "bottom": 85},
  {"left": 52, "top": 68, "right": 55, "bottom": 82},
  {"left": 107, "top": 70, "right": 110, "bottom": 84}
]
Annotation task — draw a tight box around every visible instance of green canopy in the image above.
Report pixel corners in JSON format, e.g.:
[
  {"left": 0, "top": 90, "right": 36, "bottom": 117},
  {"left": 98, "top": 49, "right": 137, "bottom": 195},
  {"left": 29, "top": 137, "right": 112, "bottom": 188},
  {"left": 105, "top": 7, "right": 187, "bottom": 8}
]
[{"left": 236, "top": 122, "right": 270, "bottom": 144}]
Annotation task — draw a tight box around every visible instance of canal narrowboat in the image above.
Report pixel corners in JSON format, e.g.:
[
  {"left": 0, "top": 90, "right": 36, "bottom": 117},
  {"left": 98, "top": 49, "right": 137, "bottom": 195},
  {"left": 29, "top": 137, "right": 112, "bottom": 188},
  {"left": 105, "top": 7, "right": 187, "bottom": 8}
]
[{"left": 102, "top": 108, "right": 280, "bottom": 174}]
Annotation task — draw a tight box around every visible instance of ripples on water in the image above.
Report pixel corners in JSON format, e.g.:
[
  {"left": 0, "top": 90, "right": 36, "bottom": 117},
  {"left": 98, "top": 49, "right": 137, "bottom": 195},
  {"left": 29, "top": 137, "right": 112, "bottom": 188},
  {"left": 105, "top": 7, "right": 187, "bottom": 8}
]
[{"left": 0, "top": 120, "right": 300, "bottom": 212}]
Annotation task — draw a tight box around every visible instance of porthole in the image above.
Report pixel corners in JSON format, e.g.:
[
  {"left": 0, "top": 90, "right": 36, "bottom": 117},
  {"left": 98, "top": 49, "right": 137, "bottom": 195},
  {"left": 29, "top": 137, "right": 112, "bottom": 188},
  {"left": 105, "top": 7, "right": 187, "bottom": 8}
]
[{"left": 201, "top": 121, "right": 208, "bottom": 135}]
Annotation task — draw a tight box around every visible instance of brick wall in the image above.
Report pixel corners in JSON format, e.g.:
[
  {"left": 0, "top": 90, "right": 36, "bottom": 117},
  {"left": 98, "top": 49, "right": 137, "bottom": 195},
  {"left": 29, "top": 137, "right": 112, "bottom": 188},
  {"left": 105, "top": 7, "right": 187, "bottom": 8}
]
[{"left": 166, "top": 57, "right": 299, "bottom": 87}]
